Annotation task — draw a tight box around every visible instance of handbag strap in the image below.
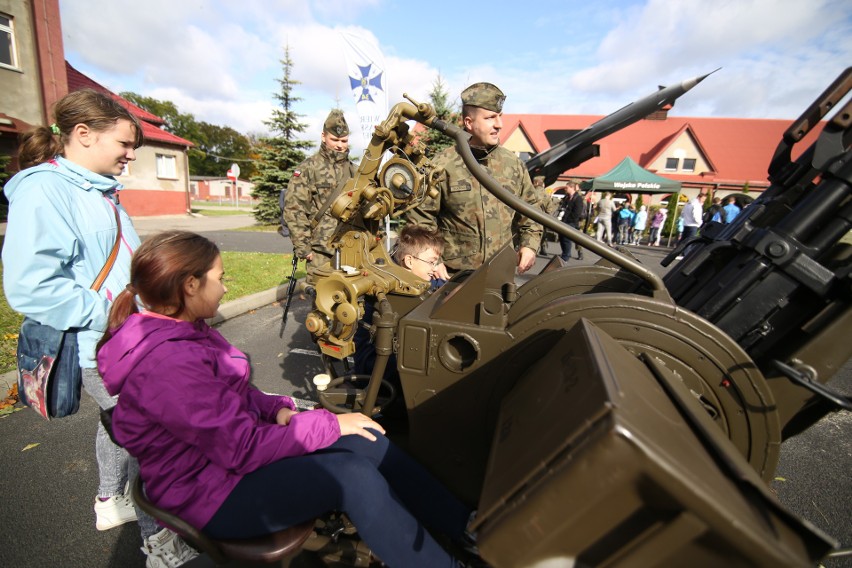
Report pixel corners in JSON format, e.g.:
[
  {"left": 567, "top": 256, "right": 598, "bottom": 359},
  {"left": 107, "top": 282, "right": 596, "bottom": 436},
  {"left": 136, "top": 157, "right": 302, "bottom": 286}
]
[{"left": 91, "top": 198, "right": 123, "bottom": 292}]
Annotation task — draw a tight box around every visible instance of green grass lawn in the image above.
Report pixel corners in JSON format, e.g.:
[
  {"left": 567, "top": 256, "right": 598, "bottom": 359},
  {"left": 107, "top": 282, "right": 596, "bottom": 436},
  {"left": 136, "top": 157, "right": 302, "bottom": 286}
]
[
  {"left": 0, "top": 238, "right": 306, "bottom": 373},
  {"left": 0, "top": 258, "right": 21, "bottom": 376},
  {"left": 220, "top": 252, "right": 305, "bottom": 301},
  {"left": 190, "top": 200, "right": 255, "bottom": 208},
  {"left": 191, "top": 208, "right": 255, "bottom": 217}
]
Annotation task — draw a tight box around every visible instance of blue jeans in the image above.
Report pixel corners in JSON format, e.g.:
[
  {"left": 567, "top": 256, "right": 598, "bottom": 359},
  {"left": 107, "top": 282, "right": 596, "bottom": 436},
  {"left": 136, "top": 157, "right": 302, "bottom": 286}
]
[
  {"left": 82, "top": 367, "right": 160, "bottom": 538},
  {"left": 204, "top": 432, "right": 470, "bottom": 568},
  {"left": 559, "top": 222, "right": 580, "bottom": 261}
]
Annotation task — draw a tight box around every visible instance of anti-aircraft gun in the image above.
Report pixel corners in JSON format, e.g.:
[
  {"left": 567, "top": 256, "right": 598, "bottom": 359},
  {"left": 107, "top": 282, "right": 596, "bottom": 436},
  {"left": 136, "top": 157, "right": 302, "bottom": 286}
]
[
  {"left": 300, "top": 70, "right": 851, "bottom": 566},
  {"left": 662, "top": 68, "right": 852, "bottom": 436}
]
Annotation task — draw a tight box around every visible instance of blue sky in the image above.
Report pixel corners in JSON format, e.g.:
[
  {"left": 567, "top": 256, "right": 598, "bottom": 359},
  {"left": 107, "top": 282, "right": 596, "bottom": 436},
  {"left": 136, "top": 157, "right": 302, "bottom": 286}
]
[{"left": 60, "top": 0, "right": 851, "bottom": 151}]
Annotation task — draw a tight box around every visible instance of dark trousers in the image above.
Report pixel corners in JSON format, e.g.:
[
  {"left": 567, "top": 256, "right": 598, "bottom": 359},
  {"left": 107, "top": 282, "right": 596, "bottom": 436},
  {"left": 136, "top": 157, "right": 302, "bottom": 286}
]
[
  {"left": 204, "top": 432, "right": 469, "bottom": 568},
  {"left": 680, "top": 225, "right": 699, "bottom": 243},
  {"left": 559, "top": 222, "right": 580, "bottom": 261}
]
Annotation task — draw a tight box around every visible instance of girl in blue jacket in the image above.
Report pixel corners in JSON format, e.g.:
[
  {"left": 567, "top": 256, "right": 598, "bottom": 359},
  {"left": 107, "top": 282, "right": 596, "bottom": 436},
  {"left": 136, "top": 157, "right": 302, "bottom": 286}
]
[{"left": 3, "top": 89, "right": 196, "bottom": 566}]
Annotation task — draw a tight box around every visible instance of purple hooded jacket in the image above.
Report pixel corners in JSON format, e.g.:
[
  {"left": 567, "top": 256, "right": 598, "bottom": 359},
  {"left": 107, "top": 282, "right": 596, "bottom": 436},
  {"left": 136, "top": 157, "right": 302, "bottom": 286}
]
[{"left": 98, "top": 312, "right": 341, "bottom": 529}]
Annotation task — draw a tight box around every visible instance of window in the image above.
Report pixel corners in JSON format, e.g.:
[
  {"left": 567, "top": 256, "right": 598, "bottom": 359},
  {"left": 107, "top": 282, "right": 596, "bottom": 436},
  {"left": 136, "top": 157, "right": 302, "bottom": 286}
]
[
  {"left": 682, "top": 158, "right": 697, "bottom": 172},
  {"left": 665, "top": 157, "right": 679, "bottom": 171},
  {"left": 156, "top": 154, "right": 177, "bottom": 179},
  {"left": 0, "top": 14, "right": 18, "bottom": 69}
]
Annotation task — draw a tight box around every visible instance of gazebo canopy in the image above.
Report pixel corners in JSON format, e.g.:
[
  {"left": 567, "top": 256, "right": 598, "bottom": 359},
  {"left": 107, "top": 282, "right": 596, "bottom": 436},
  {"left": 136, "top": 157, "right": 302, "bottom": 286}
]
[{"left": 581, "top": 156, "right": 681, "bottom": 193}]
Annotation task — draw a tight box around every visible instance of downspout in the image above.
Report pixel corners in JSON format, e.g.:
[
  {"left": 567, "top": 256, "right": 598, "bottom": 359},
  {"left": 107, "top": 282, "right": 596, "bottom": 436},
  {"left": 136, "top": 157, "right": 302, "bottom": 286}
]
[
  {"left": 184, "top": 146, "right": 192, "bottom": 214},
  {"left": 32, "top": 0, "right": 69, "bottom": 123}
]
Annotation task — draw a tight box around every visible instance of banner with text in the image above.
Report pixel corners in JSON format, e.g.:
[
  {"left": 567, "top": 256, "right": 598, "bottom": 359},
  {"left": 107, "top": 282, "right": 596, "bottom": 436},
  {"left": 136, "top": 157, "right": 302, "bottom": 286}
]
[{"left": 340, "top": 31, "right": 388, "bottom": 145}]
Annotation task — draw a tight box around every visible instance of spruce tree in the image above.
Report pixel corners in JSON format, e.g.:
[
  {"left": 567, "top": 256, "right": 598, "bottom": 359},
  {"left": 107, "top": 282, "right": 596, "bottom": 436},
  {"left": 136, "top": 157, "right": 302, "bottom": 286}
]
[
  {"left": 0, "top": 154, "right": 10, "bottom": 185},
  {"left": 663, "top": 191, "right": 683, "bottom": 238},
  {"left": 251, "top": 46, "right": 313, "bottom": 225},
  {"left": 0, "top": 154, "right": 10, "bottom": 221},
  {"left": 421, "top": 74, "right": 459, "bottom": 158}
]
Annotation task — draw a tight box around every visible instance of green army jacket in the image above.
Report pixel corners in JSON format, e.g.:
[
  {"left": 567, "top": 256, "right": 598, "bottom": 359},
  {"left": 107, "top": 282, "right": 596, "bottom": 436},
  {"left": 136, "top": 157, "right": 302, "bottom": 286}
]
[
  {"left": 406, "top": 144, "right": 544, "bottom": 272},
  {"left": 282, "top": 145, "right": 356, "bottom": 258}
]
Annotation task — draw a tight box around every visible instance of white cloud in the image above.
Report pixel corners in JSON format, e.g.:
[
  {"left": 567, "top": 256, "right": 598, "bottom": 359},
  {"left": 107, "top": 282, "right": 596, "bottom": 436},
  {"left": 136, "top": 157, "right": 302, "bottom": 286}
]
[
  {"left": 59, "top": 0, "right": 852, "bottom": 138},
  {"left": 566, "top": 0, "right": 851, "bottom": 118},
  {"left": 574, "top": 0, "right": 831, "bottom": 90}
]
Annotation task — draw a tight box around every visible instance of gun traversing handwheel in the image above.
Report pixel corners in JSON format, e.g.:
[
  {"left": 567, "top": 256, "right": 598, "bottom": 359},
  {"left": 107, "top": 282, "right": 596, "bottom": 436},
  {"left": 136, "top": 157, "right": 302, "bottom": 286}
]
[{"left": 314, "top": 373, "right": 397, "bottom": 417}]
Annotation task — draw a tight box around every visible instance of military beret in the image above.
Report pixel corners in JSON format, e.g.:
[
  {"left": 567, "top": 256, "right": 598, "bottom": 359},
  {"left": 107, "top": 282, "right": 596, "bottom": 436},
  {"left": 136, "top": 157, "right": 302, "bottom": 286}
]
[
  {"left": 323, "top": 109, "right": 349, "bottom": 137},
  {"left": 460, "top": 82, "right": 506, "bottom": 113}
]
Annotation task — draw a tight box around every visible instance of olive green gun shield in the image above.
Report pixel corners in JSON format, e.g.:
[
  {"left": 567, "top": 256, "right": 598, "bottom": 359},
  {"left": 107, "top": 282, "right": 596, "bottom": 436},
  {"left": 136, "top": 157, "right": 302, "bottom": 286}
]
[{"left": 474, "top": 319, "right": 834, "bottom": 568}]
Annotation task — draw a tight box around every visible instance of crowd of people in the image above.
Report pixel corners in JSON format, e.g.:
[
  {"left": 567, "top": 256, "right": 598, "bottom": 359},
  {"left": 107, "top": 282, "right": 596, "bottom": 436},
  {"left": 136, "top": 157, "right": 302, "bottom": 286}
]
[
  {"left": 5, "top": 81, "right": 747, "bottom": 568},
  {"left": 574, "top": 188, "right": 744, "bottom": 250}
]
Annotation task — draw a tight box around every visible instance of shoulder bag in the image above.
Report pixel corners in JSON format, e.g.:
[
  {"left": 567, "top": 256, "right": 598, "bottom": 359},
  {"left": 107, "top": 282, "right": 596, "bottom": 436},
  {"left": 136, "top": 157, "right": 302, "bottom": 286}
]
[{"left": 16, "top": 202, "right": 122, "bottom": 419}]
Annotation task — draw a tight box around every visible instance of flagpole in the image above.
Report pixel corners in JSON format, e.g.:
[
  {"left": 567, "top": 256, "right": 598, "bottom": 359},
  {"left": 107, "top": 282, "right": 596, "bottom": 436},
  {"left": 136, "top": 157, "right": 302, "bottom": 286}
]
[{"left": 339, "top": 31, "right": 392, "bottom": 249}]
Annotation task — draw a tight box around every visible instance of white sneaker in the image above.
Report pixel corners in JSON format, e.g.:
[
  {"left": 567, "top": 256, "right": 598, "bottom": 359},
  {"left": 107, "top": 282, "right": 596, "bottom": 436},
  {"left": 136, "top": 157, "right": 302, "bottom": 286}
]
[
  {"left": 94, "top": 493, "right": 137, "bottom": 531},
  {"left": 142, "top": 528, "right": 199, "bottom": 568}
]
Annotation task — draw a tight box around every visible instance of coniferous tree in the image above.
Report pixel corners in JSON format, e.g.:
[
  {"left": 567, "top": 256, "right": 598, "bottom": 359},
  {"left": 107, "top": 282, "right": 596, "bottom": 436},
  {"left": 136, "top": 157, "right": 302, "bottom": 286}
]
[
  {"left": 0, "top": 154, "right": 10, "bottom": 185},
  {"left": 0, "top": 154, "right": 10, "bottom": 221},
  {"left": 251, "top": 46, "right": 313, "bottom": 225},
  {"left": 421, "top": 74, "right": 459, "bottom": 158},
  {"left": 663, "top": 191, "right": 684, "bottom": 238}
]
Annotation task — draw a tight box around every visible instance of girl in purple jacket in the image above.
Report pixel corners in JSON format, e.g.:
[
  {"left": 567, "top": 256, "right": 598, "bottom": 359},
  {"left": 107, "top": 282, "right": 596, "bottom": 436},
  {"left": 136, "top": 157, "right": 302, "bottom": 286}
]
[{"left": 97, "top": 231, "right": 473, "bottom": 567}]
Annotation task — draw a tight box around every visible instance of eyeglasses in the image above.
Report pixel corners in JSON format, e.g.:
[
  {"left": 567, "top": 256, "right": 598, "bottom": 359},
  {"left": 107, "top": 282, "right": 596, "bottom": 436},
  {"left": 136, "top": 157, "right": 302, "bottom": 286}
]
[{"left": 410, "top": 255, "right": 440, "bottom": 269}]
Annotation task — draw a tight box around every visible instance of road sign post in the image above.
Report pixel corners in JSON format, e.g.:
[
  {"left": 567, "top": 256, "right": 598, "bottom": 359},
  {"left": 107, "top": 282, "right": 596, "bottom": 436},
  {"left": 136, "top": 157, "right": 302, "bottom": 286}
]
[{"left": 227, "top": 163, "right": 241, "bottom": 207}]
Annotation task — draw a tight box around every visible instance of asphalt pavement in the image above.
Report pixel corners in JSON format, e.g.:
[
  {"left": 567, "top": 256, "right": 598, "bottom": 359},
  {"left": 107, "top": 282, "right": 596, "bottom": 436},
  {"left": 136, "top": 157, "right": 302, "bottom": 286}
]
[{"left": 1, "top": 212, "right": 849, "bottom": 567}]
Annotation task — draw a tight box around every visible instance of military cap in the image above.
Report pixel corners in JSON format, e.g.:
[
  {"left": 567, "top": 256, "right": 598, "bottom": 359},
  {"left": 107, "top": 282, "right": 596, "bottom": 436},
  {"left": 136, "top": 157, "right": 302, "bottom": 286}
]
[
  {"left": 323, "top": 109, "right": 349, "bottom": 137},
  {"left": 460, "top": 82, "right": 506, "bottom": 113}
]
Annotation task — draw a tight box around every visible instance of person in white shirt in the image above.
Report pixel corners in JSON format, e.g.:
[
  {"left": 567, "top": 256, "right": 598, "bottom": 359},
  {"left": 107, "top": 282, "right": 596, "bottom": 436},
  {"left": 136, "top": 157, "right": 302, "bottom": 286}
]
[{"left": 679, "top": 193, "right": 707, "bottom": 243}]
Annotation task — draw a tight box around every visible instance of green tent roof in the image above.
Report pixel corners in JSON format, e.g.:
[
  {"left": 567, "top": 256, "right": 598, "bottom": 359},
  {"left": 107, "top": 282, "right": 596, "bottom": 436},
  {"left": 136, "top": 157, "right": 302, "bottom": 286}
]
[{"left": 581, "top": 156, "right": 681, "bottom": 193}]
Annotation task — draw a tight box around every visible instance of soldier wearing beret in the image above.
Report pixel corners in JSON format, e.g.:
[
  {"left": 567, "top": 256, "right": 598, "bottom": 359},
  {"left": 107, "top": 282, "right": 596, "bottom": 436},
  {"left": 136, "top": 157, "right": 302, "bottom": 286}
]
[
  {"left": 282, "top": 109, "right": 356, "bottom": 266},
  {"left": 406, "top": 82, "right": 545, "bottom": 276}
]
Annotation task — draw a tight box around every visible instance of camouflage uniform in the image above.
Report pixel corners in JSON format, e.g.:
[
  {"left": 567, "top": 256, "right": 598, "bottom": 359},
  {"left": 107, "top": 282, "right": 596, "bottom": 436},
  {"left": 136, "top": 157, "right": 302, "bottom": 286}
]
[
  {"left": 282, "top": 111, "right": 356, "bottom": 262},
  {"left": 406, "top": 83, "right": 544, "bottom": 272}
]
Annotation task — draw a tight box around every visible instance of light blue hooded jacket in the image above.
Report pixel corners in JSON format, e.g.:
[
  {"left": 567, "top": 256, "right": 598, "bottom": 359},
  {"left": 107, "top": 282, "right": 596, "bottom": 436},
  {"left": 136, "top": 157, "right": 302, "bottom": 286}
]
[{"left": 3, "top": 156, "right": 140, "bottom": 368}]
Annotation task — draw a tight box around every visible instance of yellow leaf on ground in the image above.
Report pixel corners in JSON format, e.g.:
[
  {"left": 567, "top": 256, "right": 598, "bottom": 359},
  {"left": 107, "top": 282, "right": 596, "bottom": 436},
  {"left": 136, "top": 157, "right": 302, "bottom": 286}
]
[
  {"left": 22, "top": 443, "right": 40, "bottom": 452},
  {"left": 774, "top": 476, "right": 787, "bottom": 482}
]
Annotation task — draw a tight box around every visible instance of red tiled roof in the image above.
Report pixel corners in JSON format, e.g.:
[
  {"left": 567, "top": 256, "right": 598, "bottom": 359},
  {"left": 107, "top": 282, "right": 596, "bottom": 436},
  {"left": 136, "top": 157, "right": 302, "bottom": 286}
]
[
  {"left": 64, "top": 61, "right": 192, "bottom": 148},
  {"left": 0, "top": 112, "right": 33, "bottom": 134},
  {"left": 501, "top": 113, "right": 824, "bottom": 188}
]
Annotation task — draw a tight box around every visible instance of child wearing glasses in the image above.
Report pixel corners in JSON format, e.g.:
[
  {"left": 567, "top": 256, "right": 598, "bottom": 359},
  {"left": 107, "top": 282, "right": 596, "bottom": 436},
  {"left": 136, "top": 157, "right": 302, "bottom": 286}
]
[
  {"left": 352, "top": 225, "right": 446, "bottom": 413},
  {"left": 393, "top": 224, "right": 446, "bottom": 283}
]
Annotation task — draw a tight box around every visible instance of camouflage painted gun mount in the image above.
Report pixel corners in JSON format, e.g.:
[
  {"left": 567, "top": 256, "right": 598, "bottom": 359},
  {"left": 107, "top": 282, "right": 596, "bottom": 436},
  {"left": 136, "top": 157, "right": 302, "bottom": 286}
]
[
  {"left": 300, "top": 70, "right": 850, "bottom": 566},
  {"left": 304, "top": 96, "right": 452, "bottom": 362}
]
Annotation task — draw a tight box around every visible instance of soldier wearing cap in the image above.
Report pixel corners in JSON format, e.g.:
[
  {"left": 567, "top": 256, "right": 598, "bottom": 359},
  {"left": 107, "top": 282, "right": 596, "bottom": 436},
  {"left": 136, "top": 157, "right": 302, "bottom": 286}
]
[
  {"left": 406, "top": 82, "right": 545, "bottom": 276},
  {"left": 282, "top": 109, "right": 356, "bottom": 266}
]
